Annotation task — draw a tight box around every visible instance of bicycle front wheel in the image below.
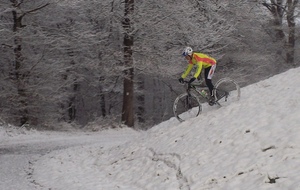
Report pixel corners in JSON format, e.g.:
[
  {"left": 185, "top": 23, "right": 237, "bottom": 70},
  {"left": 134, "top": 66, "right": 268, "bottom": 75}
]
[
  {"left": 213, "top": 78, "right": 241, "bottom": 106},
  {"left": 173, "top": 92, "right": 202, "bottom": 122}
]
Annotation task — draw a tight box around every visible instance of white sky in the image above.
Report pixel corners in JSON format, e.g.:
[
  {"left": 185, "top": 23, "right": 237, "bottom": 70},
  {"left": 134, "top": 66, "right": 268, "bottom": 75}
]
[{"left": 1, "top": 67, "right": 300, "bottom": 190}]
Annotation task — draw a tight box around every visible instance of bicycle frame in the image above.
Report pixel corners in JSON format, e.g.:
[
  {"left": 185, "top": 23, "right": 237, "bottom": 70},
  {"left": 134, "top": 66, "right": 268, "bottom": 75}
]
[
  {"left": 183, "top": 81, "right": 219, "bottom": 105},
  {"left": 184, "top": 80, "right": 232, "bottom": 106}
]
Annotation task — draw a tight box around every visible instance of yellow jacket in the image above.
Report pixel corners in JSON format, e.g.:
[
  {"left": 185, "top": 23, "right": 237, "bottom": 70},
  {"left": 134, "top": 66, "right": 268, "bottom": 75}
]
[{"left": 181, "top": 52, "right": 216, "bottom": 79}]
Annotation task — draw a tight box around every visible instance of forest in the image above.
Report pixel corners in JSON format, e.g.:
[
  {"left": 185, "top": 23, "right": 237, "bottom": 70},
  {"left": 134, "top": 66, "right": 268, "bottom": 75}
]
[{"left": 0, "top": 0, "right": 299, "bottom": 129}]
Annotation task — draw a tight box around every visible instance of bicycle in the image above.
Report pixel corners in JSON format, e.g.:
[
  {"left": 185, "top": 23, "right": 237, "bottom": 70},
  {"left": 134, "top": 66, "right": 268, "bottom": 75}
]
[{"left": 173, "top": 78, "right": 241, "bottom": 122}]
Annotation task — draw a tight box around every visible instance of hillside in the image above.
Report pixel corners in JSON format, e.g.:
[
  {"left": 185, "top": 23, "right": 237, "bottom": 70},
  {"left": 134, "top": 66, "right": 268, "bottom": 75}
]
[{"left": 1, "top": 67, "right": 300, "bottom": 190}]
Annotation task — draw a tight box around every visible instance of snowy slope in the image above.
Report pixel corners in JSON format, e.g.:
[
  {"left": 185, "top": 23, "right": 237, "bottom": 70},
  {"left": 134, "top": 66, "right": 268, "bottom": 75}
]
[{"left": 1, "top": 67, "right": 300, "bottom": 190}]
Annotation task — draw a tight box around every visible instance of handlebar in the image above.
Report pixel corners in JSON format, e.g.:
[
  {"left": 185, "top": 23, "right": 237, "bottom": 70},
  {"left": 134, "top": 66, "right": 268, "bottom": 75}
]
[
  {"left": 180, "top": 81, "right": 194, "bottom": 90},
  {"left": 180, "top": 80, "right": 206, "bottom": 89}
]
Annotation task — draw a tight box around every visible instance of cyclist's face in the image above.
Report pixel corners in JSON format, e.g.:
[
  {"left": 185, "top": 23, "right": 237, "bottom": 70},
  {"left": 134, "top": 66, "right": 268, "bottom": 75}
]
[{"left": 185, "top": 55, "right": 192, "bottom": 61}]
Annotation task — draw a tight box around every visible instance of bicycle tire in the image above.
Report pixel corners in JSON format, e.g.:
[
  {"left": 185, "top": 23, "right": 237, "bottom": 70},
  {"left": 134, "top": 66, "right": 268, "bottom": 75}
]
[
  {"left": 173, "top": 92, "right": 202, "bottom": 122},
  {"left": 213, "top": 78, "right": 240, "bottom": 106}
]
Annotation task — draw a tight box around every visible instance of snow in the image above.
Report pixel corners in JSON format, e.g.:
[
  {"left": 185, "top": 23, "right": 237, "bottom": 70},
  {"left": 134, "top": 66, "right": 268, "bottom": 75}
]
[{"left": 1, "top": 67, "right": 300, "bottom": 190}]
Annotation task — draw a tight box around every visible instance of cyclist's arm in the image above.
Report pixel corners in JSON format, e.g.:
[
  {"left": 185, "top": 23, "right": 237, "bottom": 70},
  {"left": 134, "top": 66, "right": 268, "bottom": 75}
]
[
  {"left": 193, "top": 62, "right": 203, "bottom": 78},
  {"left": 181, "top": 64, "right": 193, "bottom": 79}
]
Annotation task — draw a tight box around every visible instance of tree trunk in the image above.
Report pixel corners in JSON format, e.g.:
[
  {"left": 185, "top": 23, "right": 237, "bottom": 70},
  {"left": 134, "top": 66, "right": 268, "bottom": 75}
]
[
  {"left": 99, "top": 77, "right": 106, "bottom": 117},
  {"left": 121, "top": 0, "right": 135, "bottom": 127},
  {"left": 137, "top": 75, "right": 145, "bottom": 123},
  {"left": 68, "top": 81, "right": 78, "bottom": 122},
  {"left": 262, "top": 0, "right": 298, "bottom": 65},
  {"left": 12, "top": 3, "right": 28, "bottom": 126},
  {"left": 122, "top": 68, "right": 134, "bottom": 127},
  {"left": 286, "top": 0, "right": 298, "bottom": 65},
  {"left": 262, "top": 0, "right": 285, "bottom": 60},
  {"left": 10, "top": 1, "right": 50, "bottom": 126}
]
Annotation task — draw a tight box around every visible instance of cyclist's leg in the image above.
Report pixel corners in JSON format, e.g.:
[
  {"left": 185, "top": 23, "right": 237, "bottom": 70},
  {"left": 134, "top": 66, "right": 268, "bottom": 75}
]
[
  {"left": 204, "top": 65, "right": 216, "bottom": 96},
  {"left": 205, "top": 65, "right": 217, "bottom": 105}
]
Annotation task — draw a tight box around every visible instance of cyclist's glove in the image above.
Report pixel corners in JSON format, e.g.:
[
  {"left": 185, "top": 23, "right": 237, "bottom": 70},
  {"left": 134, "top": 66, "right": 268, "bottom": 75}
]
[
  {"left": 188, "top": 77, "right": 196, "bottom": 84},
  {"left": 178, "top": 77, "right": 184, "bottom": 83}
]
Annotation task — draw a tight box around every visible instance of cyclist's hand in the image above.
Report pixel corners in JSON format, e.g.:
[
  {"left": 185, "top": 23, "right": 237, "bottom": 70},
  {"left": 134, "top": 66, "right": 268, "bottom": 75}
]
[
  {"left": 188, "top": 77, "right": 196, "bottom": 84},
  {"left": 178, "top": 77, "right": 184, "bottom": 83}
]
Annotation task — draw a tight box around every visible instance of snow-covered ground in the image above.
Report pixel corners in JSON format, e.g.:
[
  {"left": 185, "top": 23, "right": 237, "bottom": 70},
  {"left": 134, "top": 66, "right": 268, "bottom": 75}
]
[{"left": 1, "top": 67, "right": 300, "bottom": 190}]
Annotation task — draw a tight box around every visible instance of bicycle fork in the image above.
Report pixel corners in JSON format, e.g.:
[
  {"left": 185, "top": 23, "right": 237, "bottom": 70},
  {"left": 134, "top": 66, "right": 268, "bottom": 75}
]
[{"left": 186, "top": 93, "right": 193, "bottom": 109}]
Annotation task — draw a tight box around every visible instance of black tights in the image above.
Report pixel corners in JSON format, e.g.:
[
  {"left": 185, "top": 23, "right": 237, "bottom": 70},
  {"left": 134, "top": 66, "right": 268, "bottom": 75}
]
[{"left": 204, "top": 67, "right": 214, "bottom": 96}]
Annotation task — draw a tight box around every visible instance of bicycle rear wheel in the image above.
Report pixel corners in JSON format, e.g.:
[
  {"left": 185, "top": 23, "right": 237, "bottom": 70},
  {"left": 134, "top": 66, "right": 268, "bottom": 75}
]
[
  {"left": 213, "top": 78, "right": 240, "bottom": 106},
  {"left": 173, "top": 92, "right": 202, "bottom": 122}
]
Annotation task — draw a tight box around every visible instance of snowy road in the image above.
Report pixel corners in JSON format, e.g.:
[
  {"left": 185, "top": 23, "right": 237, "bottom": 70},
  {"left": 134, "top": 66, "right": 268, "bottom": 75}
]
[
  {"left": 1, "top": 140, "right": 67, "bottom": 190},
  {"left": 0, "top": 129, "right": 140, "bottom": 190}
]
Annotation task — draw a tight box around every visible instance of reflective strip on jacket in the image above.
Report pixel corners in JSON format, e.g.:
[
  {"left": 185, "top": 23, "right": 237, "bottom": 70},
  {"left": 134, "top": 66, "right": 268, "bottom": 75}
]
[{"left": 181, "top": 52, "right": 216, "bottom": 79}]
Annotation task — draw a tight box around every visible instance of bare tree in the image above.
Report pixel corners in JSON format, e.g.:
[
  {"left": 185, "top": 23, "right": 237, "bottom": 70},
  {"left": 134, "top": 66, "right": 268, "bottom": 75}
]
[
  {"left": 0, "top": 1, "right": 91, "bottom": 126},
  {"left": 286, "top": 0, "right": 299, "bottom": 65},
  {"left": 121, "top": 0, "right": 135, "bottom": 127},
  {"left": 262, "top": 0, "right": 299, "bottom": 65},
  {"left": 9, "top": 1, "right": 50, "bottom": 125}
]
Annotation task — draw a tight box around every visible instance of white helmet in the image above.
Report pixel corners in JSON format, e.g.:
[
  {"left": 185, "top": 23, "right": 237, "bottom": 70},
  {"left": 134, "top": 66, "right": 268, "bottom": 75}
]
[{"left": 182, "top": 47, "right": 193, "bottom": 56}]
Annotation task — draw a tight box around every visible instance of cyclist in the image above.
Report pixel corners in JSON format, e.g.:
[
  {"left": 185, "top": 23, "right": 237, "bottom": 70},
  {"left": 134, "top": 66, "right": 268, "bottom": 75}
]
[{"left": 178, "top": 47, "right": 217, "bottom": 105}]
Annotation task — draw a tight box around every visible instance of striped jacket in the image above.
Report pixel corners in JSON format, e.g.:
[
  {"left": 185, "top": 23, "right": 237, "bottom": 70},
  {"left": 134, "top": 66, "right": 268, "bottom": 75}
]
[{"left": 181, "top": 52, "right": 216, "bottom": 79}]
